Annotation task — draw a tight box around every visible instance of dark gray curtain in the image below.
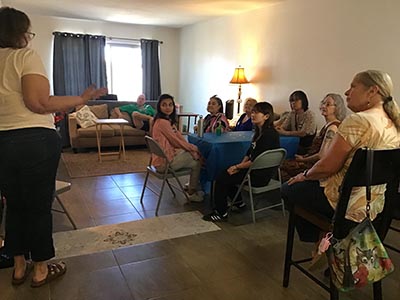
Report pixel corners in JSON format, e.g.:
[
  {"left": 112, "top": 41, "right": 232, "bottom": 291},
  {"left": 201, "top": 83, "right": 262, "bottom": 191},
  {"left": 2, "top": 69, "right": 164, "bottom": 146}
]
[
  {"left": 53, "top": 32, "right": 107, "bottom": 96},
  {"left": 141, "top": 39, "right": 161, "bottom": 100},
  {"left": 53, "top": 32, "right": 107, "bottom": 147}
]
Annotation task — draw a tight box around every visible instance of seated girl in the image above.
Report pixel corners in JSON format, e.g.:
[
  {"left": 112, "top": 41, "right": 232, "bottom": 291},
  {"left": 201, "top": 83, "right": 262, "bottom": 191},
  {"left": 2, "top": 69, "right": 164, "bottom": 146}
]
[
  {"left": 151, "top": 94, "right": 204, "bottom": 202},
  {"left": 280, "top": 93, "right": 347, "bottom": 181},
  {"left": 203, "top": 102, "right": 280, "bottom": 222},
  {"left": 233, "top": 97, "right": 257, "bottom": 131},
  {"left": 203, "top": 95, "right": 230, "bottom": 133}
]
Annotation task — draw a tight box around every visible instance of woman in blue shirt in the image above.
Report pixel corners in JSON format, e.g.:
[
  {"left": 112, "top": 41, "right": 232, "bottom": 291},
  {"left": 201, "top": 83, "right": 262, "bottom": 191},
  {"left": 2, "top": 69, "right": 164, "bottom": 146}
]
[{"left": 234, "top": 97, "right": 257, "bottom": 131}]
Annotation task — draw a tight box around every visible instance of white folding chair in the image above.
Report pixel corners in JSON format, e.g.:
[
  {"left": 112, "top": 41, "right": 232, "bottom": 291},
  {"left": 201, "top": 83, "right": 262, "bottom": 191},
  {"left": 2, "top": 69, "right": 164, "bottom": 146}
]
[
  {"left": 230, "top": 148, "right": 287, "bottom": 223},
  {"left": 53, "top": 180, "right": 77, "bottom": 229},
  {"left": 140, "top": 136, "right": 191, "bottom": 216}
]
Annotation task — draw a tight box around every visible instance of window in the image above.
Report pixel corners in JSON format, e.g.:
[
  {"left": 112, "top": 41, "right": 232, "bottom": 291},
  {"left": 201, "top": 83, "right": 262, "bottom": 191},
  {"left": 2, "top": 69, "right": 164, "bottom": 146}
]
[{"left": 105, "top": 39, "right": 142, "bottom": 101}]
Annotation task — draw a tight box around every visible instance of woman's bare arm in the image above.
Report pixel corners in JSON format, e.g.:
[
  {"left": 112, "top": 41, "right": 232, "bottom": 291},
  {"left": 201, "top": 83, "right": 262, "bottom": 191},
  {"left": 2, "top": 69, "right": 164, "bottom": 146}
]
[
  {"left": 287, "top": 134, "right": 352, "bottom": 185},
  {"left": 22, "top": 74, "right": 107, "bottom": 114}
]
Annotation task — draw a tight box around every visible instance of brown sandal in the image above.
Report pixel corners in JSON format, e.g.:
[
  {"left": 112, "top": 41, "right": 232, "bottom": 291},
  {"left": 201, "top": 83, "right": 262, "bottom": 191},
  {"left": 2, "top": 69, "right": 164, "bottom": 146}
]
[
  {"left": 12, "top": 261, "right": 33, "bottom": 285},
  {"left": 31, "top": 261, "right": 67, "bottom": 288}
]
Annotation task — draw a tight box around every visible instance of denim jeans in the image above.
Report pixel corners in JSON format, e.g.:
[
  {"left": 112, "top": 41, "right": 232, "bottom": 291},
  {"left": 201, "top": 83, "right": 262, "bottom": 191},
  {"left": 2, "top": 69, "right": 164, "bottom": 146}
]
[{"left": 0, "top": 128, "right": 61, "bottom": 261}]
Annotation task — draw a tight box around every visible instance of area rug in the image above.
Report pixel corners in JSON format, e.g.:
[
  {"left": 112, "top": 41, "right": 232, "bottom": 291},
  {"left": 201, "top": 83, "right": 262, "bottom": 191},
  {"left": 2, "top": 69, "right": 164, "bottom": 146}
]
[
  {"left": 61, "top": 148, "right": 150, "bottom": 178},
  {"left": 53, "top": 211, "right": 220, "bottom": 259}
]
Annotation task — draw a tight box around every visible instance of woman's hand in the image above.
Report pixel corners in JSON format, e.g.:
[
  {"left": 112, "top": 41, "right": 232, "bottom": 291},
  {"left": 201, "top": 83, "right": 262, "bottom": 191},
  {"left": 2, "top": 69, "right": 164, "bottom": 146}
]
[
  {"left": 295, "top": 154, "right": 305, "bottom": 162},
  {"left": 81, "top": 85, "right": 108, "bottom": 103},
  {"left": 227, "top": 165, "right": 240, "bottom": 176},
  {"left": 287, "top": 172, "right": 306, "bottom": 185}
]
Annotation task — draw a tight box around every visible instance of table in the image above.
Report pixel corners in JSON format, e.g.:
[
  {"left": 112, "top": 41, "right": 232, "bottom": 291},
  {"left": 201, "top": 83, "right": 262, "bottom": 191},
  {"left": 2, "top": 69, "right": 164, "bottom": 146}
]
[
  {"left": 177, "top": 112, "right": 199, "bottom": 134},
  {"left": 188, "top": 132, "right": 299, "bottom": 182},
  {"left": 95, "top": 119, "right": 129, "bottom": 162}
]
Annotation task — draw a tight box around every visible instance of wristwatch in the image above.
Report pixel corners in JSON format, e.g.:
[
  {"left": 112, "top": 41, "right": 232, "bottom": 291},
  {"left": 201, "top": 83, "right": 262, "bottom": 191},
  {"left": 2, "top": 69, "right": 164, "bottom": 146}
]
[{"left": 303, "top": 169, "right": 309, "bottom": 178}]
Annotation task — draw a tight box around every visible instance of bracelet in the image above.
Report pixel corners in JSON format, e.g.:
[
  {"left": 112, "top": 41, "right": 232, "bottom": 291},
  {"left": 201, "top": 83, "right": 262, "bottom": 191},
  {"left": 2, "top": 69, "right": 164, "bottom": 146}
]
[{"left": 303, "top": 169, "right": 309, "bottom": 178}]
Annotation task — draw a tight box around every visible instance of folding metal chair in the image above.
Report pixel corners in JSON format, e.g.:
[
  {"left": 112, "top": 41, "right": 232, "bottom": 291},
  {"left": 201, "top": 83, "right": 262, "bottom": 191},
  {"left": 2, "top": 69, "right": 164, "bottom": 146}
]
[
  {"left": 53, "top": 180, "right": 77, "bottom": 229},
  {"left": 140, "top": 136, "right": 191, "bottom": 216},
  {"left": 230, "top": 148, "right": 287, "bottom": 223}
]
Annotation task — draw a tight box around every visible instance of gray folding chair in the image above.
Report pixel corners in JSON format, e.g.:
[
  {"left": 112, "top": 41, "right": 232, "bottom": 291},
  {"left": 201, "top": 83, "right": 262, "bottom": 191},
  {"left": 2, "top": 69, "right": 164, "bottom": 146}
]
[
  {"left": 53, "top": 180, "right": 77, "bottom": 229},
  {"left": 140, "top": 136, "right": 191, "bottom": 216},
  {"left": 230, "top": 148, "right": 287, "bottom": 223}
]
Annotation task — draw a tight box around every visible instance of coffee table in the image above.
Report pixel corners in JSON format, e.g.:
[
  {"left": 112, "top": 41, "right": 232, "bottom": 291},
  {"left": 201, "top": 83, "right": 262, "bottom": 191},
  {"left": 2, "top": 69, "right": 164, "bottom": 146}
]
[{"left": 95, "top": 118, "right": 129, "bottom": 162}]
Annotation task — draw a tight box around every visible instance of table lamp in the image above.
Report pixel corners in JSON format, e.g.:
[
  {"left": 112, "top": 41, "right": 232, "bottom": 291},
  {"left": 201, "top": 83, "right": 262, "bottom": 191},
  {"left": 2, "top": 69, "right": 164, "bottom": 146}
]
[{"left": 230, "top": 66, "right": 249, "bottom": 114}]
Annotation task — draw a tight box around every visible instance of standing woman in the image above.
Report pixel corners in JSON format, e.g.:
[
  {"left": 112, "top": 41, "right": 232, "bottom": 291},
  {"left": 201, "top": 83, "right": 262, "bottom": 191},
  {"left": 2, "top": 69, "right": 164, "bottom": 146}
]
[
  {"left": 276, "top": 90, "right": 317, "bottom": 154},
  {"left": 203, "top": 95, "right": 230, "bottom": 133},
  {"left": 0, "top": 7, "right": 106, "bottom": 287},
  {"left": 203, "top": 102, "right": 280, "bottom": 222},
  {"left": 152, "top": 94, "right": 204, "bottom": 202}
]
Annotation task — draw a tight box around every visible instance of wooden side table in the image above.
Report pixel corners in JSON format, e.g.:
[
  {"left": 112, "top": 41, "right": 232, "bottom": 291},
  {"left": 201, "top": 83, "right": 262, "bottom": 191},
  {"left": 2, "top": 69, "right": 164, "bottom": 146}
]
[
  {"left": 177, "top": 112, "right": 199, "bottom": 134},
  {"left": 95, "top": 118, "right": 129, "bottom": 162}
]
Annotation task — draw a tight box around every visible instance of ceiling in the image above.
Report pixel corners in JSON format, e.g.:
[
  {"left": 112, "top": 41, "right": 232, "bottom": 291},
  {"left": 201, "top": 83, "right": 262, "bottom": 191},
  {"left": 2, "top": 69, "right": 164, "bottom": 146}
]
[{"left": 3, "top": 0, "right": 280, "bottom": 28}]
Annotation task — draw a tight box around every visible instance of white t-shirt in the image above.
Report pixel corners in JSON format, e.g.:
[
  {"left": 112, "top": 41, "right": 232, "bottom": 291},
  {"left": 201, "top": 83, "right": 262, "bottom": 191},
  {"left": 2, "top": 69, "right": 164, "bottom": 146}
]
[{"left": 0, "top": 47, "right": 54, "bottom": 131}]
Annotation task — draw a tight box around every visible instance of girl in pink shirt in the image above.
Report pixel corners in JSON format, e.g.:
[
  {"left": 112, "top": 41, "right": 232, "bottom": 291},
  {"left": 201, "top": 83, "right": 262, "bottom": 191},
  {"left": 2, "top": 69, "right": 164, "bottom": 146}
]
[{"left": 151, "top": 94, "right": 203, "bottom": 202}]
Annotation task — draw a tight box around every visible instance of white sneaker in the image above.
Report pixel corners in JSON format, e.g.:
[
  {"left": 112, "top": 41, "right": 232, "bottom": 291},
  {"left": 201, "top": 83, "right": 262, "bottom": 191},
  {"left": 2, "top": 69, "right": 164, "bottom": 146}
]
[
  {"left": 184, "top": 182, "right": 202, "bottom": 192},
  {"left": 187, "top": 191, "right": 204, "bottom": 203}
]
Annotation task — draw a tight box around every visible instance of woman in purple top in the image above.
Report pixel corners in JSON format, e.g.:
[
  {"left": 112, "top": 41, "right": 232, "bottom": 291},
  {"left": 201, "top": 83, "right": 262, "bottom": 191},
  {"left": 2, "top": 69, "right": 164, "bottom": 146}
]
[{"left": 234, "top": 97, "right": 257, "bottom": 131}]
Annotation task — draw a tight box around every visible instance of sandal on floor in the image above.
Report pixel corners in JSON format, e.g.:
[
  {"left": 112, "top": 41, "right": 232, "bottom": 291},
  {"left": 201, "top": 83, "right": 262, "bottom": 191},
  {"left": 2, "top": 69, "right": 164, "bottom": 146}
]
[
  {"left": 31, "top": 261, "right": 67, "bottom": 288},
  {"left": 202, "top": 210, "right": 228, "bottom": 222},
  {"left": 12, "top": 261, "right": 34, "bottom": 286}
]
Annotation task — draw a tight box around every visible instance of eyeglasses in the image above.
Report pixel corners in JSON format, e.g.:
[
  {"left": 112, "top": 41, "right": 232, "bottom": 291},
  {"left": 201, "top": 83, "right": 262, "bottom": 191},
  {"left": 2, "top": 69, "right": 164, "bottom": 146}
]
[
  {"left": 26, "top": 32, "right": 36, "bottom": 40},
  {"left": 320, "top": 102, "right": 336, "bottom": 108}
]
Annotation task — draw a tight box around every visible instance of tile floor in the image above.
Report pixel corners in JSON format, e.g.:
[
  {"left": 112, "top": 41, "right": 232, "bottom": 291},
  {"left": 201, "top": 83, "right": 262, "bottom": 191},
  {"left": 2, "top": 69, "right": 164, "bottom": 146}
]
[{"left": 1, "top": 154, "right": 399, "bottom": 300}]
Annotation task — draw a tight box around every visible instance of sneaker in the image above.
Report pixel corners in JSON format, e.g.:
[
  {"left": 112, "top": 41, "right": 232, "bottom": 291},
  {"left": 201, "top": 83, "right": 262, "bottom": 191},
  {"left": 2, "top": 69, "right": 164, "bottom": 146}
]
[
  {"left": 184, "top": 182, "right": 202, "bottom": 192},
  {"left": 187, "top": 191, "right": 204, "bottom": 203},
  {"left": 202, "top": 210, "right": 228, "bottom": 222},
  {"left": 184, "top": 183, "right": 189, "bottom": 191},
  {"left": 231, "top": 201, "right": 246, "bottom": 211}
]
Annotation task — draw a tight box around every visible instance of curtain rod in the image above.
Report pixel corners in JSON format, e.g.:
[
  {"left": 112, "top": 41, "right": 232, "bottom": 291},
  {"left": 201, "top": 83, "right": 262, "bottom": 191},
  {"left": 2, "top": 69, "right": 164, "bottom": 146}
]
[{"left": 108, "top": 36, "right": 163, "bottom": 44}]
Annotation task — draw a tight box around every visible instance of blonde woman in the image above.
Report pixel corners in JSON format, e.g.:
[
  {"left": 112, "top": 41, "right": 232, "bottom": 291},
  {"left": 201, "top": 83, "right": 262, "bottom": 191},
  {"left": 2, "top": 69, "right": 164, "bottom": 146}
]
[
  {"left": 283, "top": 70, "right": 400, "bottom": 242},
  {"left": 233, "top": 97, "right": 257, "bottom": 131}
]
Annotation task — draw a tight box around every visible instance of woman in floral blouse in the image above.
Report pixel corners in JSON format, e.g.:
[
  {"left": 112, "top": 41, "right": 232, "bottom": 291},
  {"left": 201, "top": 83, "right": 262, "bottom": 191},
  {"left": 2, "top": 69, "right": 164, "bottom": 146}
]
[{"left": 276, "top": 90, "right": 317, "bottom": 154}]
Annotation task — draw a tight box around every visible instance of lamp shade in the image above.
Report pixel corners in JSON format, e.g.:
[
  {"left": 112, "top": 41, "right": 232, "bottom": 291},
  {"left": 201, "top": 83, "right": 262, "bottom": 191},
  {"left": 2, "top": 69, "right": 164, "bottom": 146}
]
[{"left": 229, "top": 67, "right": 249, "bottom": 84}]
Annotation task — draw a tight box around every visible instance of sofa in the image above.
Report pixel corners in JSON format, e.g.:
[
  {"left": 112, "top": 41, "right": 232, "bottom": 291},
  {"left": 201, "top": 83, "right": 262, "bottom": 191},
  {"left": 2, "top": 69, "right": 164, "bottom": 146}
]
[{"left": 68, "top": 99, "right": 158, "bottom": 152}]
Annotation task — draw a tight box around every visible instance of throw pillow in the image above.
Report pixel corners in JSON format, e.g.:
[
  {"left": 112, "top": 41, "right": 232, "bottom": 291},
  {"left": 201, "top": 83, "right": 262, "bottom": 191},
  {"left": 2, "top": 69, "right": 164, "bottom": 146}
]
[
  {"left": 74, "top": 105, "right": 98, "bottom": 128},
  {"left": 110, "top": 108, "right": 133, "bottom": 125},
  {"left": 89, "top": 104, "right": 108, "bottom": 119}
]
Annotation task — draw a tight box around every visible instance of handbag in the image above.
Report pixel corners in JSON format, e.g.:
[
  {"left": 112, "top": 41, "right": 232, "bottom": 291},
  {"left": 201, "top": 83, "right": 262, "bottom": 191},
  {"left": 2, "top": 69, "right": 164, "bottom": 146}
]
[{"left": 327, "top": 217, "right": 394, "bottom": 291}]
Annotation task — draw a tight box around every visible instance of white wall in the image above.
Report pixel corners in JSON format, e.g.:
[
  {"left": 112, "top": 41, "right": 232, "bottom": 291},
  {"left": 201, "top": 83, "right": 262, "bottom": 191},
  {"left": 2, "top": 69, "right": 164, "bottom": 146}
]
[
  {"left": 179, "top": 0, "right": 400, "bottom": 127},
  {"left": 27, "top": 14, "right": 180, "bottom": 100}
]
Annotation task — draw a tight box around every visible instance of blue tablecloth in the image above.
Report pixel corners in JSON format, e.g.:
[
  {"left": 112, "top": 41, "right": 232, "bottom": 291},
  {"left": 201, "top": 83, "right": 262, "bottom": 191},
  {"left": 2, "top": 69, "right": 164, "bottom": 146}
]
[{"left": 188, "top": 132, "right": 299, "bottom": 182}]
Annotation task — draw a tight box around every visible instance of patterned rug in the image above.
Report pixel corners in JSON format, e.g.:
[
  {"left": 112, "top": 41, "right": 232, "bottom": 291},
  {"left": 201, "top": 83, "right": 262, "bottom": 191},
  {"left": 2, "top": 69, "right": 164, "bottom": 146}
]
[
  {"left": 61, "top": 148, "right": 150, "bottom": 178},
  {"left": 53, "top": 211, "right": 220, "bottom": 259}
]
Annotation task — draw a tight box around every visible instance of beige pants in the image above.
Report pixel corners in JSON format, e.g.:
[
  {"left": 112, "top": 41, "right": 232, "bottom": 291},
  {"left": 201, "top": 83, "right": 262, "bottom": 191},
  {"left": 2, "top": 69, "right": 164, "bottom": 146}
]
[{"left": 156, "top": 150, "right": 201, "bottom": 192}]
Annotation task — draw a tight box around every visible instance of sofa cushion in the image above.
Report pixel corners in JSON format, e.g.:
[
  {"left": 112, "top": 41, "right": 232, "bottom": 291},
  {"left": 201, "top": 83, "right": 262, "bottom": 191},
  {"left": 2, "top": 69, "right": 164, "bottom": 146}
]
[
  {"left": 73, "top": 105, "right": 98, "bottom": 128},
  {"left": 89, "top": 104, "right": 109, "bottom": 119},
  {"left": 77, "top": 124, "right": 115, "bottom": 138},
  {"left": 109, "top": 108, "right": 133, "bottom": 125}
]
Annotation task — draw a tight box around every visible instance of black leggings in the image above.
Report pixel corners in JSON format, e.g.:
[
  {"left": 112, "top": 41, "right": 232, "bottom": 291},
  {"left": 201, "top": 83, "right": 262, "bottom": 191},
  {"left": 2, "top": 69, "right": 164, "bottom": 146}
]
[
  {"left": 281, "top": 180, "right": 334, "bottom": 242},
  {"left": 0, "top": 128, "right": 61, "bottom": 261}
]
